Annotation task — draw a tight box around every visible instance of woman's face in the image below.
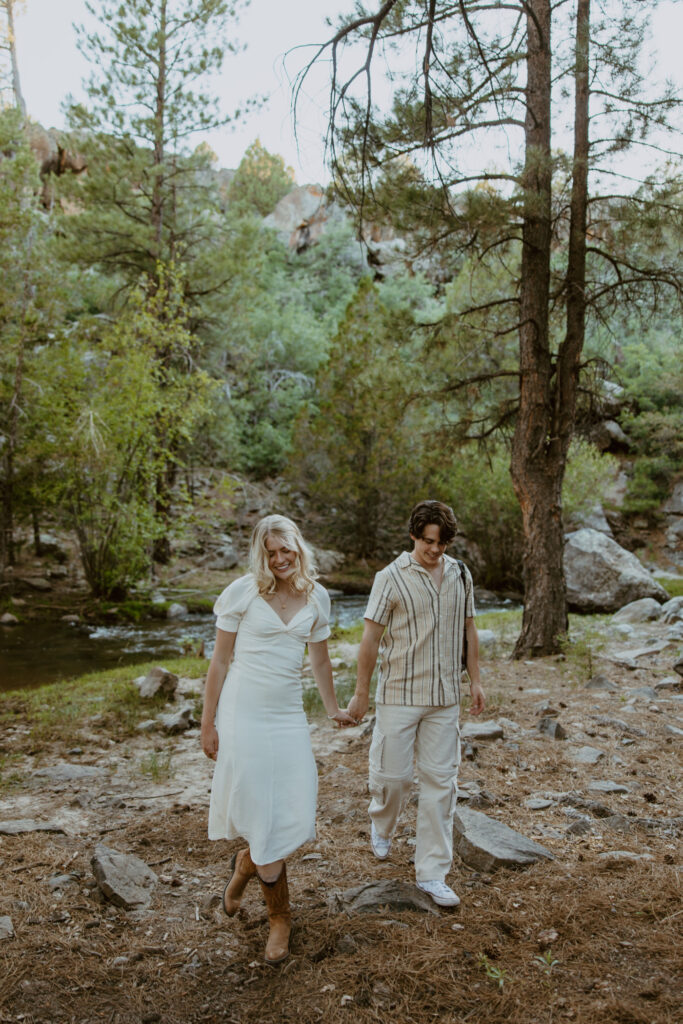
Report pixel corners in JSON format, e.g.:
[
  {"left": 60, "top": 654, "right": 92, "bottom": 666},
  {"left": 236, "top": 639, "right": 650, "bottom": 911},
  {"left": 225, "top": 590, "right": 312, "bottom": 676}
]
[{"left": 265, "top": 534, "right": 298, "bottom": 582}]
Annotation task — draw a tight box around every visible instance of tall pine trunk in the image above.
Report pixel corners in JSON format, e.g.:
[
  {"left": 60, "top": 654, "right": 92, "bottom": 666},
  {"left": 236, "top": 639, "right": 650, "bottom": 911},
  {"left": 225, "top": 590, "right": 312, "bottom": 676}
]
[
  {"left": 510, "top": 0, "right": 563, "bottom": 657},
  {"left": 511, "top": 0, "right": 591, "bottom": 657}
]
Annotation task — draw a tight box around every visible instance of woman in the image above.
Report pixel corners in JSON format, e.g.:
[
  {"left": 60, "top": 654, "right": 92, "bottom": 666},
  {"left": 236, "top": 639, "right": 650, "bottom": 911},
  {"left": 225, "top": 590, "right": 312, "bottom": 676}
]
[{"left": 200, "top": 514, "right": 355, "bottom": 964}]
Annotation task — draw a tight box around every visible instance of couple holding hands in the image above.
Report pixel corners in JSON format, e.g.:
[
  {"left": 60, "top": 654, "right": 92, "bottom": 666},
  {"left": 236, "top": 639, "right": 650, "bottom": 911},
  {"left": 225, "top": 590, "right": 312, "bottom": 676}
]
[{"left": 200, "top": 501, "right": 485, "bottom": 965}]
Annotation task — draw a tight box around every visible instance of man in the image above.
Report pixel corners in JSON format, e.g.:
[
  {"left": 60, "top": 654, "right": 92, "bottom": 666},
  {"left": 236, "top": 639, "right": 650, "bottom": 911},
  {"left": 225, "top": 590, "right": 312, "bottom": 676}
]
[{"left": 347, "top": 500, "right": 485, "bottom": 907}]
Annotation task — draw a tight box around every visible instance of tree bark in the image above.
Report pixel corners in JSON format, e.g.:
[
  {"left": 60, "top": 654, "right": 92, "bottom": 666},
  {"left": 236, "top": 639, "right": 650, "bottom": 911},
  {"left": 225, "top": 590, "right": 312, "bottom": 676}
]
[
  {"left": 6, "top": 0, "right": 26, "bottom": 117},
  {"left": 151, "top": 0, "right": 167, "bottom": 265},
  {"left": 510, "top": 0, "right": 565, "bottom": 657}
]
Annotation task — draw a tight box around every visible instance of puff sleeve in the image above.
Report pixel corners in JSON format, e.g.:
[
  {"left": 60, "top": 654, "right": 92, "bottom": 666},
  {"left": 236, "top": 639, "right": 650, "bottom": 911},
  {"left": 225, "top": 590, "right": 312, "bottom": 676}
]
[
  {"left": 213, "top": 574, "right": 258, "bottom": 633},
  {"left": 308, "top": 582, "right": 332, "bottom": 643}
]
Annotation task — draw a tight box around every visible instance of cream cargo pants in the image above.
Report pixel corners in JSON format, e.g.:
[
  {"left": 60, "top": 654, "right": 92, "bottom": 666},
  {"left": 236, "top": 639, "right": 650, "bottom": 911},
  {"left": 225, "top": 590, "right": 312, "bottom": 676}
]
[{"left": 368, "top": 703, "right": 461, "bottom": 882}]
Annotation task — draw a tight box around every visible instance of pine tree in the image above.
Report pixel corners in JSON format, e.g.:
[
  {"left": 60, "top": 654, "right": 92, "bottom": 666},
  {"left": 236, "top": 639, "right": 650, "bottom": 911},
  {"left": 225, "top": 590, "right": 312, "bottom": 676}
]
[{"left": 299, "top": 0, "right": 682, "bottom": 654}]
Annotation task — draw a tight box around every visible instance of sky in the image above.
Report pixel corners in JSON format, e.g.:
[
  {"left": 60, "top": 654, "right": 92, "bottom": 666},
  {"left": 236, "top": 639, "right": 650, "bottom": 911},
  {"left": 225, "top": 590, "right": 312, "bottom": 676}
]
[{"left": 10, "top": 0, "right": 683, "bottom": 186}]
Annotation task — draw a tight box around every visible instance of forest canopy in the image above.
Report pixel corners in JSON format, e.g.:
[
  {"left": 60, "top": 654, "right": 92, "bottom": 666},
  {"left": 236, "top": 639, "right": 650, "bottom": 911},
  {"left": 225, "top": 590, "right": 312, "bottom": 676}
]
[{"left": 0, "top": 0, "right": 681, "bottom": 651}]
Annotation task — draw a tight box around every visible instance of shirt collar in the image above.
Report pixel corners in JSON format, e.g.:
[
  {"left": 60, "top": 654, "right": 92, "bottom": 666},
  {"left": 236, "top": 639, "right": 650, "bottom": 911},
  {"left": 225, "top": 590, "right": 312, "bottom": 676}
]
[{"left": 399, "top": 551, "right": 459, "bottom": 574}]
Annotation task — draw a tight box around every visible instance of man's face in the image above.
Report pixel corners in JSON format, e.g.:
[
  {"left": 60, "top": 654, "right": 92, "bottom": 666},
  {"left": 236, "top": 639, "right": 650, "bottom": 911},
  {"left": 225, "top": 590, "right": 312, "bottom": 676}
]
[{"left": 410, "top": 523, "right": 448, "bottom": 570}]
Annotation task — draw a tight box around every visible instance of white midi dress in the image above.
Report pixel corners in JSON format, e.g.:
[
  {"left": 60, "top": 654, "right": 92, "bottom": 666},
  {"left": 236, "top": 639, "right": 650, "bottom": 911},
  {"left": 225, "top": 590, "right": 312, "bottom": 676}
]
[{"left": 207, "top": 574, "right": 331, "bottom": 864}]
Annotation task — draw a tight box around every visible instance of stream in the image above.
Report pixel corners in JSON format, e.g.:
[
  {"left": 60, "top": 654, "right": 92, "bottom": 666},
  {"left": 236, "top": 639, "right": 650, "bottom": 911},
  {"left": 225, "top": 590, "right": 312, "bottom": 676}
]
[{"left": 0, "top": 593, "right": 515, "bottom": 692}]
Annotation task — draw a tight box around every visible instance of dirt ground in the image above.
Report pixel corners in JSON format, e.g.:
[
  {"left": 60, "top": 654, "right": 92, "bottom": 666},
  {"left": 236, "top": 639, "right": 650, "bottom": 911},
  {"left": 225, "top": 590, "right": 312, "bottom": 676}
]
[{"left": 1, "top": 624, "right": 682, "bottom": 1024}]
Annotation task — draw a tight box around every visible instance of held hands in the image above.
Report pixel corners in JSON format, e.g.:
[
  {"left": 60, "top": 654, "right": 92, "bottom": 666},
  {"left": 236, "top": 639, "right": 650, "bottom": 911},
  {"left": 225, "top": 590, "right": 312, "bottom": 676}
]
[
  {"left": 329, "top": 709, "right": 359, "bottom": 729},
  {"left": 346, "top": 693, "right": 368, "bottom": 725},
  {"left": 201, "top": 721, "right": 219, "bottom": 760},
  {"left": 469, "top": 681, "right": 486, "bottom": 716}
]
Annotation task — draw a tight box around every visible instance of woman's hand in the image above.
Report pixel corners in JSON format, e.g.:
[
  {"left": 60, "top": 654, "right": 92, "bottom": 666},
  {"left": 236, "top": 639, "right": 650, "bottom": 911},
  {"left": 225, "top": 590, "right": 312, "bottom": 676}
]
[
  {"left": 201, "top": 721, "right": 219, "bottom": 760},
  {"left": 328, "top": 709, "right": 359, "bottom": 729}
]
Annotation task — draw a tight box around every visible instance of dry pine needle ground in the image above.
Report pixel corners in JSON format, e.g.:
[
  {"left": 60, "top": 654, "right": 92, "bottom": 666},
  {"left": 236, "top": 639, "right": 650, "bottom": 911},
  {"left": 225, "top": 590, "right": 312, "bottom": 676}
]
[{"left": 1, "top": 643, "right": 682, "bottom": 1024}]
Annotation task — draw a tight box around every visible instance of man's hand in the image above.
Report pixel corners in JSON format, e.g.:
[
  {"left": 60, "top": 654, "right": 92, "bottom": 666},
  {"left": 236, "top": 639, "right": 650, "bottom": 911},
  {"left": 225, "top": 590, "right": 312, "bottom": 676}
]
[
  {"left": 468, "top": 682, "right": 485, "bottom": 716},
  {"left": 347, "top": 692, "right": 369, "bottom": 724}
]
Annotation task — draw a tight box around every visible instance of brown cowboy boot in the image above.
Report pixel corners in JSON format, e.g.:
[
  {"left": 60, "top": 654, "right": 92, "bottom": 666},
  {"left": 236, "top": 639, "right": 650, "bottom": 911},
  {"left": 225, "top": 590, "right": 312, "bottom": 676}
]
[
  {"left": 222, "top": 848, "right": 257, "bottom": 917},
  {"left": 258, "top": 863, "right": 291, "bottom": 965}
]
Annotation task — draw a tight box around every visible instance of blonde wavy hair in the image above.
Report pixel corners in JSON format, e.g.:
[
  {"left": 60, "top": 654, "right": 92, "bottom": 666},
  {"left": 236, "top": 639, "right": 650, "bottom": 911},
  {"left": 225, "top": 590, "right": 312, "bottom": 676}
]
[{"left": 249, "top": 514, "right": 318, "bottom": 597}]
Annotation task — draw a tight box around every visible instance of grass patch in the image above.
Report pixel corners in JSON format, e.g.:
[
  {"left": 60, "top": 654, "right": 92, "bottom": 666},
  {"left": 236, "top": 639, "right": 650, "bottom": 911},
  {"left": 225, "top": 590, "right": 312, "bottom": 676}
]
[
  {"left": 0, "top": 656, "right": 207, "bottom": 750},
  {"left": 329, "top": 620, "right": 364, "bottom": 644},
  {"left": 0, "top": 752, "right": 23, "bottom": 793},
  {"left": 656, "top": 576, "right": 683, "bottom": 598},
  {"left": 137, "top": 747, "right": 175, "bottom": 781},
  {"left": 184, "top": 594, "right": 216, "bottom": 614},
  {"left": 96, "top": 599, "right": 171, "bottom": 622},
  {"left": 476, "top": 608, "right": 523, "bottom": 634}
]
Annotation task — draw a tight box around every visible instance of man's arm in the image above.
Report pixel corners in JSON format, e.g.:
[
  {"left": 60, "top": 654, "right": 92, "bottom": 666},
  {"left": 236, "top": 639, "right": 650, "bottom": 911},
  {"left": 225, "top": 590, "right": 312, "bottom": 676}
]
[
  {"left": 465, "top": 617, "right": 485, "bottom": 715},
  {"left": 348, "top": 618, "right": 385, "bottom": 723}
]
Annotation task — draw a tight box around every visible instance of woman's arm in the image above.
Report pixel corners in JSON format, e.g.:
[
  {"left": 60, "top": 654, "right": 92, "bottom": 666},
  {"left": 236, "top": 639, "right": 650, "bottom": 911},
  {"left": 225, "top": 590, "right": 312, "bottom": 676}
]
[
  {"left": 200, "top": 628, "right": 237, "bottom": 759},
  {"left": 308, "top": 639, "right": 356, "bottom": 727}
]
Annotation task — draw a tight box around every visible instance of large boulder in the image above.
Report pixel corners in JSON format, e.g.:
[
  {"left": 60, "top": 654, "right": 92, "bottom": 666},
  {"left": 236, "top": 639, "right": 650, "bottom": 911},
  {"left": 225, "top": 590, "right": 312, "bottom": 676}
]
[{"left": 564, "top": 528, "right": 669, "bottom": 612}]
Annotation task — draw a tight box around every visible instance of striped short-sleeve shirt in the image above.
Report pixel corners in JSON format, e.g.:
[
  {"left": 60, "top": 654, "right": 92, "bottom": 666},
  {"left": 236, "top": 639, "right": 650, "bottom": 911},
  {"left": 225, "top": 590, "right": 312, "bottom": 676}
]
[{"left": 364, "top": 551, "right": 475, "bottom": 706}]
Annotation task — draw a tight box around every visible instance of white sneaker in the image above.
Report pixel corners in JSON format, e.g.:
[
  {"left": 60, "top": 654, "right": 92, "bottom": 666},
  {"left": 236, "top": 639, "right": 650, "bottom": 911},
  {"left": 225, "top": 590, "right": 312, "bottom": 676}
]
[
  {"left": 370, "top": 822, "right": 392, "bottom": 860},
  {"left": 417, "top": 880, "right": 461, "bottom": 907}
]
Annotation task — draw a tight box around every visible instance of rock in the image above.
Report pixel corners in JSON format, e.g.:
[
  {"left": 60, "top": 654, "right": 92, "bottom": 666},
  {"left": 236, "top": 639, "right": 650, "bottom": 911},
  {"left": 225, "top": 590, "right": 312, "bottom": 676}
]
[
  {"left": 538, "top": 718, "right": 566, "bottom": 740},
  {"left": 90, "top": 844, "right": 158, "bottom": 910},
  {"left": 662, "top": 481, "right": 683, "bottom": 515},
  {"left": 310, "top": 545, "right": 346, "bottom": 575},
  {"left": 590, "top": 419, "right": 631, "bottom": 452},
  {"left": 675, "top": 658, "right": 683, "bottom": 679},
  {"left": 612, "top": 598, "right": 663, "bottom": 624},
  {"left": 563, "top": 528, "right": 669, "bottom": 612},
  {"left": 0, "top": 916, "right": 14, "bottom": 940},
  {"left": 662, "top": 596, "right": 683, "bottom": 623},
  {"left": 665, "top": 724, "right": 683, "bottom": 738},
  {"left": 327, "top": 879, "right": 438, "bottom": 916},
  {"left": 558, "top": 793, "right": 614, "bottom": 818},
  {"left": 157, "top": 704, "right": 195, "bottom": 734},
  {"left": 598, "top": 850, "right": 655, "bottom": 864},
  {"left": 565, "top": 816, "right": 593, "bottom": 836},
  {"left": 606, "top": 641, "right": 670, "bottom": 669},
  {"left": 627, "top": 686, "right": 659, "bottom": 701},
  {"left": 166, "top": 603, "right": 187, "bottom": 620},
  {"left": 525, "top": 798, "right": 553, "bottom": 810},
  {"left": 585, "top": 675, "right": 618, "bottom": 692},
  {"left": 453, "top": 807, "right": 553, "bottom": 871},
  {"left": 17, "top": 576, "right": 52, "bottom": 591},
  {"left": 34, "top": 763, "right": 103, "bottom": 782},
  {"left": 460, "top": 720, "right": 504, "bottom": 741},
  {"left": 602, "top": 814, "right": 633, "bottom": 833},
  {"left": 0, "top": 819, "right": 66, "bottom": 835},
  {"left": 476, "top": 629, "right": 497, "bottom": 655},
  {"left": 48, "top": 873, "right": 79, "bottom": 891},
  {"left": 587, "top": 780, "right": 630, "bottom": 794},
  {"left": 537, "top": 928, "right": 559, "bottom": 947},
  {"left": 205, "top": 545, "right": 238, "bottom": 571},
  {"left": 535, "top": 701, "right": 560, "bottom": 717},
  {"left": 665, "top": 520, "right": 683, "bottom": 548},
  {"left": 0, "top": 612, "right": 19, "bottom": 625},
  {"left": 569, "top": 746, "right": 605, "bottom": 765},
  {"left": 571, "top": 502, "right": 613, "bottom": 536},
  {"left": 61, "top": 614, "right": 80, "bottom": 624},
  {"left": 133, "top": 666, "right": 178, "bottom": 700},
  {"left": 653, "top": 676, "right": 682, "bottom": 692}
]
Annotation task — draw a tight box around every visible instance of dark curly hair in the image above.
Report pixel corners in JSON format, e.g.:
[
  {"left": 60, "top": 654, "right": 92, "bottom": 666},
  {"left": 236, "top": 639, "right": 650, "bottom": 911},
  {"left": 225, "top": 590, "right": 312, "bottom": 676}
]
[{"left": 409, "top": 500, "right": 458, "bottom": 544}]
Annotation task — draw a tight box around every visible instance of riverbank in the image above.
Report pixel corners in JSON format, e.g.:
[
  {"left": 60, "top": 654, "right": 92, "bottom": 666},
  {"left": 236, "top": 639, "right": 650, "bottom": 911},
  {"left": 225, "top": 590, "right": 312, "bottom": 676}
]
[{"left": 0, "top": 613, "right": 681, "bottom": 1023}]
